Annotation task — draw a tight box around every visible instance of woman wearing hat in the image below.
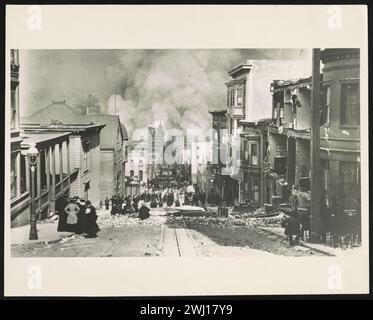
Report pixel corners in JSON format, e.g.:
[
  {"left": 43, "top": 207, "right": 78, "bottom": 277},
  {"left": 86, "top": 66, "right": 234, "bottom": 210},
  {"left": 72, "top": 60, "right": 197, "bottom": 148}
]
[
  {"left": 64, "top": 198, "right": 80, "bottom": 232},
  {"left": 84, "top": 200, "right": 100, "bottom": 238},
  {"left": 75, "top": 198, "right": 87, "bottom": 235}
]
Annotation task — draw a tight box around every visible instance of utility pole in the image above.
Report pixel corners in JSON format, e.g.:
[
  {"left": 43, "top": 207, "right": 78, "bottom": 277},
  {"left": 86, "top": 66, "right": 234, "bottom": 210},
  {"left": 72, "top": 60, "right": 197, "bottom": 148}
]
[{"left": 310, "top": 48, "right": 321, "bottom": 242}]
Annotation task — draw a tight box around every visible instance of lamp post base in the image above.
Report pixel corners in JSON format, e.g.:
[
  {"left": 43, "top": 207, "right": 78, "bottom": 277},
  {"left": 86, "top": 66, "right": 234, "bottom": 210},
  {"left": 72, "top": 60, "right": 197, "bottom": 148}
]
[{"left": 29, "top": 226, "right": 38, "bottom": 240}]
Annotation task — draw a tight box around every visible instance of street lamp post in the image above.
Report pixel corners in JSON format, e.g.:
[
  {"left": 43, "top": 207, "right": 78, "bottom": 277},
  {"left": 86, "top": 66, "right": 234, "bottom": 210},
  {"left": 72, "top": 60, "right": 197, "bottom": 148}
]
[{"left": 26, "top": 142, "right": 39, "bottom": 240}]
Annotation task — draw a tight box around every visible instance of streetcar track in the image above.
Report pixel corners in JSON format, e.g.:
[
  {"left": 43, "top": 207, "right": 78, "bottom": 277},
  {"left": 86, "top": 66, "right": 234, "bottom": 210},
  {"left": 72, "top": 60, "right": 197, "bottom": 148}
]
[
  {"left": 171, "top": 222, "right": 198, "bottom": 257},
  {"left": 173, "top": 226, "right": 182, "bottom": 257}
]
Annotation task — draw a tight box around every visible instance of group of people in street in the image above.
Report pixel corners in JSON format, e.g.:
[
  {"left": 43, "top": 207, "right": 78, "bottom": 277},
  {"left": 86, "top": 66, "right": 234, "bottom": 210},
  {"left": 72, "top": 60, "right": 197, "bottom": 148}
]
[
  {"left": 105, "top": 194, "right": 142, "bottom": 215},
  {"left": 55, "top": 196, "right": 100, "bottom": 238},
  {"left": 104, "top": 194, "right": 151, "bottom": 220},
  {"left": 149, "top": 189, "right": 181, "bottom": 208},
  {"left": 281, "top": 193, "right": 361, "bottom": 248}
]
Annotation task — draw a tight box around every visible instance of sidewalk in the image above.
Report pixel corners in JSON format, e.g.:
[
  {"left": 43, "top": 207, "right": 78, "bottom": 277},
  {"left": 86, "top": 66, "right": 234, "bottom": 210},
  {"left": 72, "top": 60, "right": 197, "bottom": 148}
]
[
  {"left": 11, "top": 222, "right": 73, "bottom": 245},
  {"left": 260, "top": 227, "right": 363, "bottom": 257}
]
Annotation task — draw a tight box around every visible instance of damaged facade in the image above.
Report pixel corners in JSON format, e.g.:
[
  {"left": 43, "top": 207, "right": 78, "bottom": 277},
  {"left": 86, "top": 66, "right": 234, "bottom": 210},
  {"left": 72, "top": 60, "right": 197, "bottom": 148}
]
[
  {"left": 209, "top": 49, "right": 361, "bottom": 237},
  {"left": 265, "top": 77, "right": 312, "bottom": 211}
]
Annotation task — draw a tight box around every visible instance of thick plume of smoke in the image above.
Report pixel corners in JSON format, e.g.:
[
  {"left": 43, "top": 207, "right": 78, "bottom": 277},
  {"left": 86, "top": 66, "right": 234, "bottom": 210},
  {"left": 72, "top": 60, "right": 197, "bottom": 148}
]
[
  {"left": 20, "top": 49, "right": 311, "bottom": 134},
  {"left": 105, "top": 49, "right": 311, "bottom": 136},
  {"left": 105, "top": 50, "right": 246, "bottom": 135}
]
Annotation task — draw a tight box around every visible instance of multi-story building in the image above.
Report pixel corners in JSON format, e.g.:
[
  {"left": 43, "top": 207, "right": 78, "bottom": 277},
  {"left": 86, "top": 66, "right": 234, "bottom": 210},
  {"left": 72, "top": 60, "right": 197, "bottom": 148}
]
[
  {"left": 15, "top": 131, "right": 73, "bottom": 227},
  {"left": 10, "top": 49, "right": 31, "bottom": 226},
  {"left": 21, "top": 101, "right": 105, "bottom": 207},
  {"left": 147, "top": 123, "right": 165, "bottom": 180},
  {"left": 88, "top": 115, "right": 128, "bottom": 199},
  {"left": 319, "top": 49, "right": 360, "bottom": 212},
  {"left": 239, "top": 119, "right": 271, "bottom": 206},
  {"left": 265, "top": 48, "right": 360, "bottom": 218},
  {"left": 224, "top": 61, "right": 255, "bottom": 205}
]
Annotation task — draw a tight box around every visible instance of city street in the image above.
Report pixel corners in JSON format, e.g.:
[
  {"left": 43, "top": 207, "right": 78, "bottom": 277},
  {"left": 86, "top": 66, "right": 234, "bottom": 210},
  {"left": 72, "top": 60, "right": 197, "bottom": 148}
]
[{"left": 11, "top": 208, "right": 325, "bottom": 257}]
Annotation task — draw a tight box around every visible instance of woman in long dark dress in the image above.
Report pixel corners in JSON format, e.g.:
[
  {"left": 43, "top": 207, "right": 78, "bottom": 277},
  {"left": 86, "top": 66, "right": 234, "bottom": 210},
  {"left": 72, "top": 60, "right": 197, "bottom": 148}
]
[
  {"left": 84, "top": 201, "right": 100, "bottom": 238},
  {"left": 56, "top": 196, "right": 68, "bottom": 232},
  {"left": 75, "top": 198, "right": 87, "bottom": 235}
]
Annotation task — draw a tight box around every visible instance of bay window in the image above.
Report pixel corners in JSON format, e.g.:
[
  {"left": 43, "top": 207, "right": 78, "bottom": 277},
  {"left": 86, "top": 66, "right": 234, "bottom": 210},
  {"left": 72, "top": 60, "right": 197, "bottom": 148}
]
[{"left": 341, "top": 83, "right": 359, "bottom": 126}]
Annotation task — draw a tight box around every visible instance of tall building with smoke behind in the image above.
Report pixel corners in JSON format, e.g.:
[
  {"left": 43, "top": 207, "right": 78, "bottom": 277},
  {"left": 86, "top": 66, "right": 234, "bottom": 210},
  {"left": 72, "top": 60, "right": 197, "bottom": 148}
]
[{"left": 147, "top": 122, "right": 165, "bottom": 179}]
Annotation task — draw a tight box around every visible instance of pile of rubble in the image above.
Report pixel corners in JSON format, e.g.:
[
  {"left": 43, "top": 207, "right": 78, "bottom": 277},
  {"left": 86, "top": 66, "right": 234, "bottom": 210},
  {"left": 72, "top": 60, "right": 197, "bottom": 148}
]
[
  {"left": 168, "top": 216, "right": 248, "bottom": 229},
  {"left": 97, "top": 214, "right": 166, "bottom": 228},
  {"left": 246, "top": 214, "right": 284, "bottom": 228},
  {"left": 168, "top": 211, "right": 284, "bottom": 229}
]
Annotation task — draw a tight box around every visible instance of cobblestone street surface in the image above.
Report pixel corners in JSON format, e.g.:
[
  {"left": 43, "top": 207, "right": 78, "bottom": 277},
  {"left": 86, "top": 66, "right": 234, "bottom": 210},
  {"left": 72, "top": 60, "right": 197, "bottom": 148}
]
[{"left": 11, "top": 209, "right": 327, "bottom": 257}]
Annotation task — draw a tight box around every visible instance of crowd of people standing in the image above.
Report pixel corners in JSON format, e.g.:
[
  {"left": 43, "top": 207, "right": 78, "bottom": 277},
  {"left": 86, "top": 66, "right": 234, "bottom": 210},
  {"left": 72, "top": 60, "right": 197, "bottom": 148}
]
[{"left": 55, "top": 196, "right": 100, "bottom": 238}]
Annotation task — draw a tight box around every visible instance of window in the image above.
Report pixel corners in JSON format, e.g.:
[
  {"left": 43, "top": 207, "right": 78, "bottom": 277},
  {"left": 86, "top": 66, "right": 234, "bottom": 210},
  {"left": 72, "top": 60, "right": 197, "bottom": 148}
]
[
  {"left": 82, "top": 141, "right": 91, "bottom": 172},
  {"left": 244, "top": 141, "right": 249, "bottom": 161},
  {"left": 273, "top": 108, "right": 278, "bottom": 120},
  {"left": 252, "top": 177, "right": 259, "bottom": 202},
  {"left": 237, "top": 88, "right": 243, "bottom": 106},
  {"left": 230, "top": 87, "right": 235, "bottom": 106},
  {"left": 140, "top": 148, "right": 145, "bottom": 157},
  {"left": 10, "top": 89, "right": 17, "bottom": 130},
  {"left": 139, "top": 170, "right": 143, "bottom": 182},
  {"left": 20, "top": 155, "right": 26, "bottom": 194},
  {"left": 341, "top": 83, "right": 359, "bottom": 126},
  {"left": 139, "top": 159, "right": 143, "bottom": 167},
  {"left": 40, "top": 150, "right": 47, "bottom": 191},
  {"left": 340, "top": 161, "right": 359, "bottom": 210},
  {"left": 279, "top": 108, "right": 284, "bottom": 125},
  {"left": 251, "top": 143, "right": 258, "bottom": 166},
  {"left": 130, "top": 159, "right": 134, "bottom": 167},
  {"left": 11, "top": 156, "right": 17, "bottom": 199},
  {"left": 321, "top": 86, "right": 331, "bottom": 125},
  {"left": 130, "top": 170, "right": 134, "bottom": 177}
]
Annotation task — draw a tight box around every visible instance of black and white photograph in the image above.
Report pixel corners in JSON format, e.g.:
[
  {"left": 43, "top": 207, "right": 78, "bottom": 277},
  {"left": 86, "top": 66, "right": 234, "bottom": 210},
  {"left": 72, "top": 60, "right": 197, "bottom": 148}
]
[{"left": 4, "top": 5, "right": 368, "bottom": 296}]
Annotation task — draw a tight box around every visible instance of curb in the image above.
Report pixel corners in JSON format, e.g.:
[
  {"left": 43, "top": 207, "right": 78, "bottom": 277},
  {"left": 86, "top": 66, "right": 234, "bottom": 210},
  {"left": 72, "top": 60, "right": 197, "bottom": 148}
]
[
  {"left": 259, "top": 227, "right": 335, "bottom": 256},
  {"left": 12, "top": 231, "right": 75, "bottom": 246}
]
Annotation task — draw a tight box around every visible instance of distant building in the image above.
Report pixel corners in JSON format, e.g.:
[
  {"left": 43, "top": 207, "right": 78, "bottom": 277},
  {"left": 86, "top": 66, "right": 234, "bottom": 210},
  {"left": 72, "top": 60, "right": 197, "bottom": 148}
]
[
  {"left": 125, "top": 140, "right": 148, "bottom": 195},
  {"left": 21, "top": 101, "right": 105, "bottom": 206},
  {"left": 147, "top": 124, "right": 165, "bottom": 179},
  {"left": 88, "top": 115, "right": 128, "bottom": 199},
  {"left": 191, "top": 139, "right": 213, "bottom": 193}
]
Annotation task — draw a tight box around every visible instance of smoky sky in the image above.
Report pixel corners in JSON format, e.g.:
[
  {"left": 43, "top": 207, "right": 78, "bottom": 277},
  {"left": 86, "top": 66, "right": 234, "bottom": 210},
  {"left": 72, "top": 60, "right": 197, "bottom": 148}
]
[{"left": 19, "top": 49, "right": 312, "bottom": 136}]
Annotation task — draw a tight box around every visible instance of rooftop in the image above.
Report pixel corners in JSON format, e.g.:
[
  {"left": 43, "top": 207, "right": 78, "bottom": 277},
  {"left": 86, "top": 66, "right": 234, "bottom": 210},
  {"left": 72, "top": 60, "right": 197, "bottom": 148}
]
[
  {"left": 20, "top": 132, "right": 70, "bottom": 148},
  {"left": 22, "top": 100, "right": 97, "bottom": 126},
  {"left": 88, "top": 115, "right": 129, "bottom": 149},
  {"left": 321, "top": 48, "right": 360, "bottom": 63},
  {"left": 228, "top": 60, "right": 253, "bottom": 78}
]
